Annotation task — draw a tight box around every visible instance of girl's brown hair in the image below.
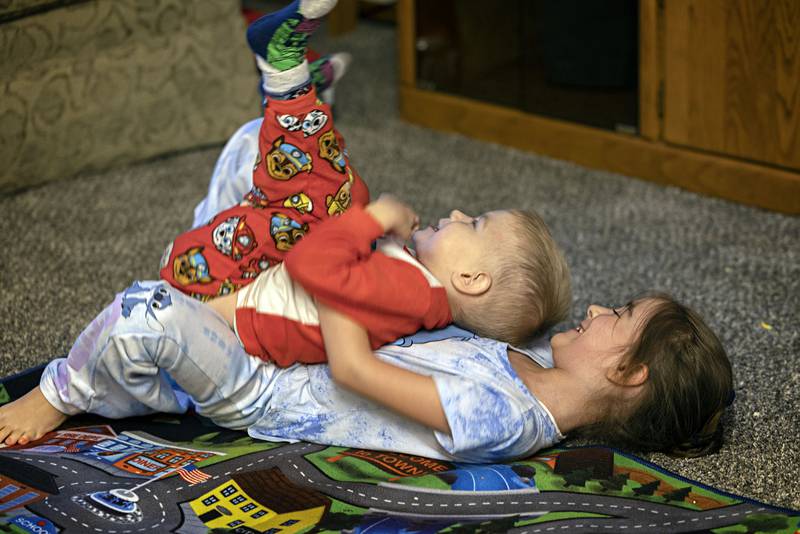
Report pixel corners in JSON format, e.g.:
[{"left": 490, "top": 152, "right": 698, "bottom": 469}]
[{"left": 579, "top": 293, "right": 733, "bottom": 457}]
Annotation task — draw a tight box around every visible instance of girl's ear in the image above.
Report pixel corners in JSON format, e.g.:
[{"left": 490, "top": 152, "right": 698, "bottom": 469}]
[
  {"left": 608, "top": 363, "right": 649, "bottom": 387},
  {"left": 450, "top": 270, "right": 492, "bottom": 296}
]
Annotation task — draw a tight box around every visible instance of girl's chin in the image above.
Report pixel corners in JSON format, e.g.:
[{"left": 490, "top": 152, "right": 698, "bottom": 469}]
[
  {"left": 550, "top": 329, "right": 577, "bottom": 348},
  {"left": 550, "top": 331, "right": 565, "bottom": 347}
]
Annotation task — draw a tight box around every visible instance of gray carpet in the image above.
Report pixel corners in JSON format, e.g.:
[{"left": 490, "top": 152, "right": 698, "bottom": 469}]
[{"left": 1, "top": 19, "right": 798, "bottom": 511}]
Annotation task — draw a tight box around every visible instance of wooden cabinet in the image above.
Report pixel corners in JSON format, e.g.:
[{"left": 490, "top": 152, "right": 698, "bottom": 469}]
[
  {"left": 397, "top": 0, "right": 800, "bottom": 213},
  {"left": 663, "top": 0, "right": 800, "bottom": 170}
]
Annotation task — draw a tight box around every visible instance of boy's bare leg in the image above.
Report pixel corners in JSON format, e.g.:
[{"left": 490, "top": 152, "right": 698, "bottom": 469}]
[
  {"left": 206, "top": 290, "right": 237, "bottom": 327},
  {"left": 0, "top": 386, "right": 67, "bottom": 446}
]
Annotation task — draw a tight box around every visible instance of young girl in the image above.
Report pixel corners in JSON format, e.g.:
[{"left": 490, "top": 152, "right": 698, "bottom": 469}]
[
  {"left": 0, "top": 280, "right": 732, "bottom": 461},
  {"left": 316, "top": 295, "right": 734, "bottom": 459}
]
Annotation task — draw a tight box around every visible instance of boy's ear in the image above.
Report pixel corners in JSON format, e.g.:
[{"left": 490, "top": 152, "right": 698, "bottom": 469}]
[{"left": 450, "top": 270, "right": 492, "bottom": 296}]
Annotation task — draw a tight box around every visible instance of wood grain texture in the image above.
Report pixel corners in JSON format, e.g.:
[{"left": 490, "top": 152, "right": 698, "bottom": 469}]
[
  {"left": 397, "top": 0, "right": 415, "bottom": 87},
  {"left": 638, "top": 0, "right": 661, "bottom": 140},
  {"left": 328, "top": 0, "right": 358, "bottom": 36},
  {"left": 400, "top": 86, "right": 800, "bottom": 213},
  {"left": 664, "top": 0, "right": 800, "bottom": 170}
]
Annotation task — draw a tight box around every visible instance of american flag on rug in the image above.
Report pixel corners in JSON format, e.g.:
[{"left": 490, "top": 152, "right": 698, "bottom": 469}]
[{"left": 177, "top": 464, "right": 211, "bottom": 485}]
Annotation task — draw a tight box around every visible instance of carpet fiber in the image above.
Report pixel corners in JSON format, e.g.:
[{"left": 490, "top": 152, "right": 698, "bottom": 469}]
[{"left": 0, "top": 17, "right": 798, "bottom": 514}]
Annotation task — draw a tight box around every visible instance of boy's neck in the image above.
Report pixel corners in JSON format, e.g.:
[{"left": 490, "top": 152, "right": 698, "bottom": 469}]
[{"left": 444, "top": 290, "right": 475, "bottom": 327}]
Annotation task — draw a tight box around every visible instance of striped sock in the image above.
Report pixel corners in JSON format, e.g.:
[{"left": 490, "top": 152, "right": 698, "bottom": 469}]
[{"left": 247, "top": 0, "right": 338, "bottom": 99}]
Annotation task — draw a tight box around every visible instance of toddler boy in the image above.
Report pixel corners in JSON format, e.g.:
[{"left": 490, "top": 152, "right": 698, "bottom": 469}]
[{"left": 164, "top": 0, "right": 572, "bottom": 366}]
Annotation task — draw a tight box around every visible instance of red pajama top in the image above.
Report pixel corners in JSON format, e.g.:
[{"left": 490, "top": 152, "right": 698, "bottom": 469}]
[{"left": 233, "top": 206, "right": 453, "bottom": 366}]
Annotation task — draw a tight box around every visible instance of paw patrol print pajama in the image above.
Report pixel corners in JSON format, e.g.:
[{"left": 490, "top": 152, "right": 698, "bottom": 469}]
[
  {"left": 158, "top": 87, "right": 454, "bottom": 368},
  {"left": 159, "top": 88, "right": 370, "bottom": 301}
]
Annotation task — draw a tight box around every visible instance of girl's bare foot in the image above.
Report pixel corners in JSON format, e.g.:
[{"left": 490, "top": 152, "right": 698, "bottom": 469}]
[{"left": 0, "top": 386, "right": 67, "bottom": 446}]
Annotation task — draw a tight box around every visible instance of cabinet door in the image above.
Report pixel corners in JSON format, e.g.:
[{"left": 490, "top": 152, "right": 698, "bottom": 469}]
[{"left": 663, "top": 0, "right": 800, "bottom": 170}]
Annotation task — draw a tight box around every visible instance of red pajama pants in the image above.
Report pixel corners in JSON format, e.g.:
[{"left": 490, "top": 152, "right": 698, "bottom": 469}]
[{"left": 159, "top": 89, "right": 370, "bottom": 299}]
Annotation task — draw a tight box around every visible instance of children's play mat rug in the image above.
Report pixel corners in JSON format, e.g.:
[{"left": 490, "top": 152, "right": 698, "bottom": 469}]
[{"left": 0, "top": 366, "right": 796, "bottom": 534}]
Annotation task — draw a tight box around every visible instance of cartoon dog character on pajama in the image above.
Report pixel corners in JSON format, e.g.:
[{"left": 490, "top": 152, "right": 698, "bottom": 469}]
[
  {"left": 217, "top": 279, "right": 238, "bottom": 297},
  {"left": 121, "top": 282, "right": 173, "bottom": 331},
  {"left": 283, "top": 192, "right": 313, "bottom": 214},
  {"left": 318, "top": 130, "right": 346, "bottom": 173},
  {"left": 326, "top": 168, "right": 355, "bottom": 216},
  {"left": 212, "top": 216, "right": 257, "bottom": 261},
  {"left": 277, "top": 109, "right": 328, "bottom": 138},
  {"left": 270, "top": 213, "right": 309, "bottom": 252},
  {"left": 173, "top": 247, "right": 212, "bottom": 286},
  {"left": 266, "top": 136, "right": 312, "bottom": 181},
  {"left": 277, "top": 114, "right": 302, "bottom": 132},
  {"left": 301, "top": 109, "right": 328, "bottom": 137},
  {"left": 243, "top": 186, "right": 270, "bottom": 208},
  {"left": 239, "top": 254, "right": 273, "bottom": 279}
]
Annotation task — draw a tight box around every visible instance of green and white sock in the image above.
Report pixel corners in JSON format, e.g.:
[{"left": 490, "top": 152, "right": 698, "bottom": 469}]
[{"left": 247, "top": 0, "right": 338, "bottom": 99}]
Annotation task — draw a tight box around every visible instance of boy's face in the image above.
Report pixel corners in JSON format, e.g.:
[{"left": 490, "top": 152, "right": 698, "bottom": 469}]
[{"left": 412, "top": 209, "right": 515, "bottom": 283}]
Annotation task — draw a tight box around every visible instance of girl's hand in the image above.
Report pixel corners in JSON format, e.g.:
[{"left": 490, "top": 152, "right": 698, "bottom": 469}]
[{"left": 365, "top": 194, "right": 420, "bottom": 241}]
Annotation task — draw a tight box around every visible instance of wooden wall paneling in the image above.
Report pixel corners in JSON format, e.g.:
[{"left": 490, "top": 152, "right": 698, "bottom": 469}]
[
  {"left": 400, "top": 86, "right": 800, "bottom": 214},
  {"left": 723, "top": 0, "right": 800, "bottom": 170},
  {"left": 663, "top": 0, "right": 800, "bottom": 170},
  {"left": 663, "top": 0, "right": 726, "bottom": 150},
  {"left": 638, "top": 0, "right": 661, "bottom": 140},
  {"left": 398, "top": 0, "right": 800, "bottom": 212},
  {"left": 397, "top": 0, "right": 415, "bottom": 87},
  {"left": 329, "top": 0, "right": 358, "bottom": 36},
  {"left": 771, "top": 1, "right": 800, "bottom": 170}
]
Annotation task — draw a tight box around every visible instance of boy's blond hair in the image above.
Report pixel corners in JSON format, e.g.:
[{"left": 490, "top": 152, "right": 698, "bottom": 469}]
[{"left": 455, "top": 210, "right": 571, "bottom": 346}]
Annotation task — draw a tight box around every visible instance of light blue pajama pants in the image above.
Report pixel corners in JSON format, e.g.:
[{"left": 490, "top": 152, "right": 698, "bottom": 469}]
[
  {"left": 191, "top": 118, "right": 262, "bottom": 228},
  {"left": 40, "top": 118, "right": 278, "bottom": 428},
  {"left": 40, "top": 280, "right": 281, "bottom": 429}
]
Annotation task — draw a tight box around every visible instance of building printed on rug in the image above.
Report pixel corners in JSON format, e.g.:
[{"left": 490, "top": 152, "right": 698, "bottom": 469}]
[
  {"left": 6, "top": 425, "right": 117, "bottom": 455},
  {"left": 187, "top": 466, "right": 329, "bottom": 532},
  {"left": 0, "top": 456, "right": 58, "bottom": 514},
  {"left": 83, "top": 433, "right": 217, "bottom": 478},
  {"left": 315, "top": 447, "right": 540, "bottom": 494},
  {"left": 325, "top": 448, "right": 453, "bottom": 479},
  {"left": 2, "top": 426, "right": 221, "bottom": 480},
  {"left": 1, "top": 512, "right": 58, "bottom": 534}
]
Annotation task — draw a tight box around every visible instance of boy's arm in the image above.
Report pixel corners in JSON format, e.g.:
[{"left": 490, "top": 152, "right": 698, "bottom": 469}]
[
  {"left": 284, "top": 196, "right": 448, "bottom": 343},
  {"left": 285, "top": 195, "right": 418, "bottom": 288},
  {"left": 317, "top": 302, "right": 451, "bottom": 435}
]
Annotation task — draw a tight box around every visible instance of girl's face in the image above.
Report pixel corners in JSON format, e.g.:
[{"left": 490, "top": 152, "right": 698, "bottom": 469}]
[{"left": 551, "top": 298, "right": 659, "bottom": 381}]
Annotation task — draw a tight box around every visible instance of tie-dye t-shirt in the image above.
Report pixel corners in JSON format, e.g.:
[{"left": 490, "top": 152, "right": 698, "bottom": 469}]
[{"left": 249, "top": 328, "right": 564, "bottom": 463}]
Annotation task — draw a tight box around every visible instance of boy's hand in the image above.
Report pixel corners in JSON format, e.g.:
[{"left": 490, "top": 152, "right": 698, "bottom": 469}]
[{"left": 365, "top": 194, "right": 420, "bottom": 241}]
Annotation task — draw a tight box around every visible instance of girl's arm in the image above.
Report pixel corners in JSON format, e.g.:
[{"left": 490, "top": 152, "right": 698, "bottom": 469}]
[{"left": 317, "top": 302, "right": 451, "bottom": 435}]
